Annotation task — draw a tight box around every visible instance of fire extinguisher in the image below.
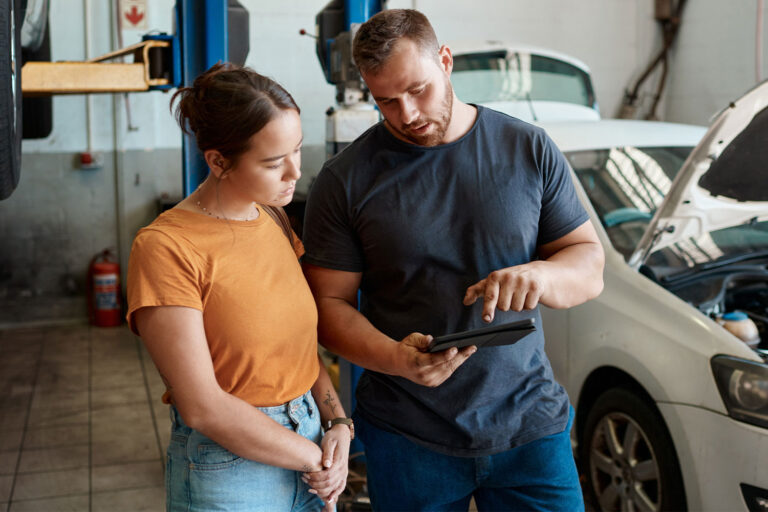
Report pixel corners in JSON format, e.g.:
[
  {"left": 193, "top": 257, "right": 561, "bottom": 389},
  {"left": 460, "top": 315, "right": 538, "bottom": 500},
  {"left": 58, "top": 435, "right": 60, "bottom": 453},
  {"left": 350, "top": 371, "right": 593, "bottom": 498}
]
[{"left": 87, "top": 249, "right": 122, "bottom": 327}]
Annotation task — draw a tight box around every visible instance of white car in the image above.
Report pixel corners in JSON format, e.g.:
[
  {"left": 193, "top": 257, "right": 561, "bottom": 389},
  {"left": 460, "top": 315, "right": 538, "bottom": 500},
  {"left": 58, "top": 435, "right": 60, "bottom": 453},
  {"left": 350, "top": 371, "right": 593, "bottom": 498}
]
[
  {"left": 451, "top": 41, "right": 601, "bottom": 122},
  {"left": 538, "top": 83, "right": 768, "bottom": 511}
]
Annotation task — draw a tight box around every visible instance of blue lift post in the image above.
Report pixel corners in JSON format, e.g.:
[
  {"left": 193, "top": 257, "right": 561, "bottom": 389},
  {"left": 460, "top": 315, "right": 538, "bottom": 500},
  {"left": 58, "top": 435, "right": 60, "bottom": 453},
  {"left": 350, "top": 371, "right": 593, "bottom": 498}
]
[
  {"left": 175, "top": 0, "right": 230, "bottom": 197},
  {"left": 322, "top": 0, "right": 383, "bottom": 459},
  {"left": 344, "top": 0, "right": 382, "bottom": 27}
]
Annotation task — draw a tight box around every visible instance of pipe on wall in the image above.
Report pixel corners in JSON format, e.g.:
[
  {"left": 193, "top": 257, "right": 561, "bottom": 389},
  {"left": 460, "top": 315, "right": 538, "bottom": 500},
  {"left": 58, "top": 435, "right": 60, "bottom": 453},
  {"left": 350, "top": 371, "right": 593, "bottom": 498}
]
[
  {"left": 109, "top": 0, "right": 125, "bottom": 278},
  {"left": 758, "top": 0, "right": 764, "bottom": 83},
  {"left": 83, "top": 0, "right": 93, "bottom": 153}
]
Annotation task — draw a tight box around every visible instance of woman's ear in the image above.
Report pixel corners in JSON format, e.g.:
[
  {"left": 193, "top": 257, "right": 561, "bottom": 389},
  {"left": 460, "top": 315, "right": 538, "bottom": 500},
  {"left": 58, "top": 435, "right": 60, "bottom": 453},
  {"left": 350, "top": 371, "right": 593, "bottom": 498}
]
[{"left": 203, "top": 150, "right": 229, "bottom": 179}]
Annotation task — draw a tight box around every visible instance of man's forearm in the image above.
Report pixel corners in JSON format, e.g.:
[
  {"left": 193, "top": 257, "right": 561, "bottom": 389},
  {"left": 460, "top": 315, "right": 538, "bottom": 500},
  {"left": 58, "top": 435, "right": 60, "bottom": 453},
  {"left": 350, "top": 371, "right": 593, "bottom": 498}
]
[
  {"left": 539, "top": 241, "right": 604, "bottom": 308},
  {"left": 316, "top": 297, "right": 402, "bottom": 374}
]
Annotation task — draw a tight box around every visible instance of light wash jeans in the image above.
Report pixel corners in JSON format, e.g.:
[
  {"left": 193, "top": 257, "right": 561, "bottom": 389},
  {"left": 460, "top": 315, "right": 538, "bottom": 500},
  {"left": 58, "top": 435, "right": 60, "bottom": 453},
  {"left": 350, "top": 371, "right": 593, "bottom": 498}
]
[{"left": 166, "top": 391, "right": 326, "bottom": 512}]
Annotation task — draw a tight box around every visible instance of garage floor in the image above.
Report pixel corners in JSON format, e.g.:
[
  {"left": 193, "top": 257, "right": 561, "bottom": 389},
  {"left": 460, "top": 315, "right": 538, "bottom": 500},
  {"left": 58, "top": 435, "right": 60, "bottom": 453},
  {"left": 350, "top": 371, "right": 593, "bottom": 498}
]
[{"left": 0, "top": 323, "right": 167, "bottom": 511}]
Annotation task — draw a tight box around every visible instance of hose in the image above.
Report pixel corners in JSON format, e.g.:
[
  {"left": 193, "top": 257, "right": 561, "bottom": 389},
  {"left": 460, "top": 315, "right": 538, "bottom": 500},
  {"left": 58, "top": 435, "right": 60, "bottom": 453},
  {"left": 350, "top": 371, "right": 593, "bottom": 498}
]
[{"left": 619, "top": 0, "right": 687, "bottom": 120}]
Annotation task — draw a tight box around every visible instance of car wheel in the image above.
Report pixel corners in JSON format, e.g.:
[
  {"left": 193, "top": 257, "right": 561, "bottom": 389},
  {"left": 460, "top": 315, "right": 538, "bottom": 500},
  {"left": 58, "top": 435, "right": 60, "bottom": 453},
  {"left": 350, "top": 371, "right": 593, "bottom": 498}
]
[
  {"left": 0, "top": 0, "right": 23, "bottom": 200},
  {"left": 581, "top": 388, "right": 686, "bottom": 512},
  {"left": 21, "top": 3, "right": 50, "bottom": 140}
]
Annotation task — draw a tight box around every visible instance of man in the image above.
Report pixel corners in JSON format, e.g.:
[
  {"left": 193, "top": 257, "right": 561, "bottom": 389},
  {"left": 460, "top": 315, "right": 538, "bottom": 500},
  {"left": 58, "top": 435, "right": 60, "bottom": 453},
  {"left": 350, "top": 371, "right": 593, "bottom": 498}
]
[{"left": 302, "top": 9, "right": 604, "bottom": 511}]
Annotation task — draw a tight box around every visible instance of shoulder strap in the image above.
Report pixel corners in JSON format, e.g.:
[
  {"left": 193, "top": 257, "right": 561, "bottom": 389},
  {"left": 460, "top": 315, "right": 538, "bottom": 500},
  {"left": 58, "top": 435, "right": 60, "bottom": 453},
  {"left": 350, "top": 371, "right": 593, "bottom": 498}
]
[{"left": 262, "top": 205, "right": 293, "bottom": 241}]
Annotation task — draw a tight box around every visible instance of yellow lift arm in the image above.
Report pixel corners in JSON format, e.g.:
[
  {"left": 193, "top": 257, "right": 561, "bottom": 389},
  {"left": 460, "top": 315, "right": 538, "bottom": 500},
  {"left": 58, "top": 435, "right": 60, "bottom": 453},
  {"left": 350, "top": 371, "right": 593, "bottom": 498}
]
[{"left": 21, "top": 39, "right": 171, "bottom": 95}]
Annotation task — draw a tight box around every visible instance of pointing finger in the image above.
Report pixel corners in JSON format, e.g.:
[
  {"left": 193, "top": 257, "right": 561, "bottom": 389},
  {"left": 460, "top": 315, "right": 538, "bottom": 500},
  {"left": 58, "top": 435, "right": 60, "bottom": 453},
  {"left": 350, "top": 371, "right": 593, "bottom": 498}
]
[{"left": 482, "top": 279, "right": 499, "bottom": 322}]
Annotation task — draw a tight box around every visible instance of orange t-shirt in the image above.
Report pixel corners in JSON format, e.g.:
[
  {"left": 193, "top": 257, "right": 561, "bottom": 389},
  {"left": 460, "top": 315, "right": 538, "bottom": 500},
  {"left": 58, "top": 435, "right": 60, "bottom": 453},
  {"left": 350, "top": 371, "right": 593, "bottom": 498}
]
[{"left": 126, "top": 207, "right": 319, "bottom": 407}]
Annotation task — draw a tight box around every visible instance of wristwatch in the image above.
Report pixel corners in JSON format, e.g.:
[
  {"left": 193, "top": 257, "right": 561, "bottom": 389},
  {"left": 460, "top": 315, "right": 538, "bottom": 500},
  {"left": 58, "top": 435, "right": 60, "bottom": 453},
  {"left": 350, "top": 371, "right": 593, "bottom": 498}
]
[{"left": 326, "top": 417, "right": 355, "bottom": 439}]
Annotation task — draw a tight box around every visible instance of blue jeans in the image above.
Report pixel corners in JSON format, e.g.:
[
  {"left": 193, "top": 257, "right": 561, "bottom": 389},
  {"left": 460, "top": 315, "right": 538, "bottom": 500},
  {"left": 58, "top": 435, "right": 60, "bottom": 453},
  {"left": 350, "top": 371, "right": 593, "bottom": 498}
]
[
  {"left": 355, "top": 406, "right": 583, "bottom": 512},
  {"left": 166, "top": 391, "right": 326, "bottom": 512}
]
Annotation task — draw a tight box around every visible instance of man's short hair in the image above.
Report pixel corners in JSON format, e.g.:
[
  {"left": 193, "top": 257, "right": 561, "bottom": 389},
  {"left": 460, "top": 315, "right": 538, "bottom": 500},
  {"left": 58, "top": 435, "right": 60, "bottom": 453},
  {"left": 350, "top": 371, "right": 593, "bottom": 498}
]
[{"left": 352, "top": 9, "right": 440, "bottom": 75}]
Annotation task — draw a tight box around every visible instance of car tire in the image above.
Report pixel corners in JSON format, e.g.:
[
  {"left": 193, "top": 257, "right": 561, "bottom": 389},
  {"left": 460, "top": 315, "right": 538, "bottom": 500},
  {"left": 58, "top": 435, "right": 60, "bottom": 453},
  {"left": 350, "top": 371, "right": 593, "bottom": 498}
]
[
  {"left": 0, "top": 0, "right": 23, "bottom": 200},
  {"left": 581, "top": 388, "right": 687, "bottom": 512},
  {"left": 21, "top": 9, "right": 51, "bottom": 140}
]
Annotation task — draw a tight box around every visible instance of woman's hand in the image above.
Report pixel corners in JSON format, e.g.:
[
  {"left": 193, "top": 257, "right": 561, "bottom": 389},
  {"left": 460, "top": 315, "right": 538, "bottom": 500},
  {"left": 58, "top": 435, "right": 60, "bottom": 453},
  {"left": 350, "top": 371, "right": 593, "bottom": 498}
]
[{"left": 302, "top": 424, "right": 351, "bottom": 509}]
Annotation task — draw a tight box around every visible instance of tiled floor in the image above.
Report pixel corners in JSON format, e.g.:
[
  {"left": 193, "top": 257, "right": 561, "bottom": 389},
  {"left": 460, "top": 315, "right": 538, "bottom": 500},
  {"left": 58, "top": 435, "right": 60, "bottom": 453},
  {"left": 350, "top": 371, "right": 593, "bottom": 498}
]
[{"left": 0, "top": 322, "right": 168, "bottom": 511}]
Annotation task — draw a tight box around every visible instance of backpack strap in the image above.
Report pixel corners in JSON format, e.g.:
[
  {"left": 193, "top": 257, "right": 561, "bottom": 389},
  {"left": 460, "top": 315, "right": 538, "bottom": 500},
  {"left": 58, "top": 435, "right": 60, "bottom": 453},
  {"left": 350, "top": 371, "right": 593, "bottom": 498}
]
[{"left": 262, "top": 204, "right": 293, "bottom": 241}]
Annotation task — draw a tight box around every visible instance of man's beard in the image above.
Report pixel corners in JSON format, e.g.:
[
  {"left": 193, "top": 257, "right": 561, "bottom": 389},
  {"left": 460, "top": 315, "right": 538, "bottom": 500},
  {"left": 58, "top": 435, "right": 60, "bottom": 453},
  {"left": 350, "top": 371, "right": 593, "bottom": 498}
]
[{"left": 393, "top": 78, "right": 454, "bottom": 147}]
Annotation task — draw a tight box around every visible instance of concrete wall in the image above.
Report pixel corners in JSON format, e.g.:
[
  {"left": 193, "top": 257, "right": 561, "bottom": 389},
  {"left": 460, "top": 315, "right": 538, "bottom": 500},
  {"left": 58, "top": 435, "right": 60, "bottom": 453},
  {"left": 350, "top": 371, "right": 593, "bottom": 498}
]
[
  {"left": 666, "top": 0, "right": 768, "bottom": 125},
  {"left": 1, "top": 0, "right": 764, "bottom": 324},
  {"left": 0, "top": 149, "right": 181, "bottom": 326}
]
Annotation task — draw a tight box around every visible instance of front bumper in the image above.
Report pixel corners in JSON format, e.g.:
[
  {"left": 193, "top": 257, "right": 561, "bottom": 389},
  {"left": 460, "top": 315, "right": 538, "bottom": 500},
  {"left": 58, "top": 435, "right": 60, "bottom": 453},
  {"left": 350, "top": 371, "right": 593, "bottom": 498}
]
[{"left": 658, "top": 402, "right": 768, "bottom": 511}]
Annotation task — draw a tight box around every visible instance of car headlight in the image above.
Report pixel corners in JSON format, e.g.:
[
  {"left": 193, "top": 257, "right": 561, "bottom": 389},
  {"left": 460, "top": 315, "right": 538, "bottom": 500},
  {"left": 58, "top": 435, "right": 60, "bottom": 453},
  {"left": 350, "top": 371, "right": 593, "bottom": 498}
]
[{"left": 711, "top": 355, "right": 768, "bottom": 429}]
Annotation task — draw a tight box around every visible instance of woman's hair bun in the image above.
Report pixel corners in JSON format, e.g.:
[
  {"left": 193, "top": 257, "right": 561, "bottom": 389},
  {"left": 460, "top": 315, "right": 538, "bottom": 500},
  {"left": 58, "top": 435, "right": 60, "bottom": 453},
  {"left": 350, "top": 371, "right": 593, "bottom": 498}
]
[{"left": 170, "top": 62, "right": 299, "bottom": 163}]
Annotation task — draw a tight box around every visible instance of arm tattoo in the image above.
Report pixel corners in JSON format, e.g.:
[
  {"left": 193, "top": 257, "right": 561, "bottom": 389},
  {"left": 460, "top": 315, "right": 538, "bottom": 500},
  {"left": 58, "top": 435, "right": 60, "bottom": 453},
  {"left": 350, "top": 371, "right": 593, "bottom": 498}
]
[{"left": 322, "top": 390, "right": 339, "bottom": 416}]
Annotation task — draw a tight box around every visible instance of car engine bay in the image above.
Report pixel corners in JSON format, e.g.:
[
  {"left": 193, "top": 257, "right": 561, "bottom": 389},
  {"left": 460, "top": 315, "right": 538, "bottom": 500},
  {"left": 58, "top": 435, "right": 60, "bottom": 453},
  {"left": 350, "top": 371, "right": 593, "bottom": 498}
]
[{"left": 660, "top": 264, "right": 768, "bottom": 354}]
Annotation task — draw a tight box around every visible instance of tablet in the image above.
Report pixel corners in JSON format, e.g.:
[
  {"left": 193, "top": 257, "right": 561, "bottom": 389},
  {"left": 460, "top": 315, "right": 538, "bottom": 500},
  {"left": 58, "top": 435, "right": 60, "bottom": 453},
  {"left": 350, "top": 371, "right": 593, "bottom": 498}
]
[{"left": 427, "top": 318, "right": 536, "bottom": 353}]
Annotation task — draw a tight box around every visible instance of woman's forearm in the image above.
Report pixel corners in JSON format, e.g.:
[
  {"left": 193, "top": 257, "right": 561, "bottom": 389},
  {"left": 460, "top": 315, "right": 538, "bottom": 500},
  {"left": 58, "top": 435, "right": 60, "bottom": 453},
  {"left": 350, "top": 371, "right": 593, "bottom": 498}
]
[
  {"left": 311, "top": 354, "right": 347, "bottom": 423},
  {"left": 187, "top": 389, "right": 325, "bottom": 473}
]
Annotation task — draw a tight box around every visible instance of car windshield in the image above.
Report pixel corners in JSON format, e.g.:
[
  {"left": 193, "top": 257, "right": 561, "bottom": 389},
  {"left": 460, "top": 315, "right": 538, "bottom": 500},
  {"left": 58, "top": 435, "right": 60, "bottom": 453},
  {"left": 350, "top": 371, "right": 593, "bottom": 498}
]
[
  {"left": 567, "top": 145, "right": 768, "bottom": 277},
  {"left": 565, "top": 146, "right": 692, "bottom": 260},
  {"left": 452, "top": 51, "right": 595, "bottom": 108}
]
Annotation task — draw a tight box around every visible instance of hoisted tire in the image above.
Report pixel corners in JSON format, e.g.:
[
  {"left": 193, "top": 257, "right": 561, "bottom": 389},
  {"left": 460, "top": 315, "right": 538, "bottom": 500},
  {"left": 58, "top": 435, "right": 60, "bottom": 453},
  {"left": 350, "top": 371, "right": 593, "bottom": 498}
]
[
  {"left": 21, "top": 11, "right": 51, "bottom": 140},
  {"left": 581, "top": 388, "right": 687, "bottom": 512},
  {"left": 0, "top": 0, "right": 24, "bottom": 200}
]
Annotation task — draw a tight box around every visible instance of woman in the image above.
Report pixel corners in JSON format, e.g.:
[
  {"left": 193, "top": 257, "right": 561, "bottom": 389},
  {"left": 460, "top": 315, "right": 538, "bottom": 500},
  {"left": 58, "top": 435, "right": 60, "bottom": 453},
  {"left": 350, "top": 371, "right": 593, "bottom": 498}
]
[{"left": 126, "top": 63, "right": 350, "bottom": 511}]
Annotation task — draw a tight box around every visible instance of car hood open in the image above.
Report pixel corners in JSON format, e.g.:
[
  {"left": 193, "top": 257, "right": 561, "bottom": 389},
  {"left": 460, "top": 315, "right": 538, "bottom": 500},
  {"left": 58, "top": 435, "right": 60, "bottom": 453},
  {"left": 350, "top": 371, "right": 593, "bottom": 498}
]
[{"left": 629, "top": 81, "right": 768, "bottom": 268}]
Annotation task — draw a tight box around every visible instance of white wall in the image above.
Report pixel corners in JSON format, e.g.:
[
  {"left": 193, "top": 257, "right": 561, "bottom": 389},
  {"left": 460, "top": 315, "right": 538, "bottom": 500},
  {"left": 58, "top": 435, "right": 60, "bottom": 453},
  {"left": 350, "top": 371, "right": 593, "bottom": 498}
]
[{"left": 666, "top": 0, "right": 768, "bottom": 125}]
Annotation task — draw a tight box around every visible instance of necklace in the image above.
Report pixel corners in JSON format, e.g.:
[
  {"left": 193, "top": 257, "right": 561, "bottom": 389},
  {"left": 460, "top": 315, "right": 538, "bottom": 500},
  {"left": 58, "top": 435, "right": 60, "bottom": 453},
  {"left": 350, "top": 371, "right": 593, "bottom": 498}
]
[{"left": 194, "top": 185, "right": 259, "bottom": 221}]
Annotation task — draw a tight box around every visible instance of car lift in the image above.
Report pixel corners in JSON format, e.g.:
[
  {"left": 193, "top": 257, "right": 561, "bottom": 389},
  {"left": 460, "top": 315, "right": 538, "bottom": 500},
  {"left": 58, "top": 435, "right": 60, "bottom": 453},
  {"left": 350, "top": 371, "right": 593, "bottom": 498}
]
[
  {"left": 20, "top": 0, "right": 247, "bottom": 197},
  {"left": 21, "top": 37, "right": 178, "bottom": 95},
  {"left": 20, "top": 0, "right": 383, "bottom": 196}
]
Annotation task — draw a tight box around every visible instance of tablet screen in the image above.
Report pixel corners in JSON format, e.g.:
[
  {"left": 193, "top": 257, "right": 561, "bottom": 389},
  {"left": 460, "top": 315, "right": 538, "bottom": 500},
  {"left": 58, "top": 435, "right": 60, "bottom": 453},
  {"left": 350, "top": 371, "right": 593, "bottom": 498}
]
[{"left": 427, "top": 318, "right": 536, "bottom": 353}]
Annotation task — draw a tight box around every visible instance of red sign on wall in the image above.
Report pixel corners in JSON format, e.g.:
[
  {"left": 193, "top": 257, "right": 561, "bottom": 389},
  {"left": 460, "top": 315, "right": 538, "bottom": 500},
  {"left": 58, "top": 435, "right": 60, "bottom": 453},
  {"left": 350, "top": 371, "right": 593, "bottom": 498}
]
[{"left": 121, "top": 0, "right": 148, "bottom": 30}]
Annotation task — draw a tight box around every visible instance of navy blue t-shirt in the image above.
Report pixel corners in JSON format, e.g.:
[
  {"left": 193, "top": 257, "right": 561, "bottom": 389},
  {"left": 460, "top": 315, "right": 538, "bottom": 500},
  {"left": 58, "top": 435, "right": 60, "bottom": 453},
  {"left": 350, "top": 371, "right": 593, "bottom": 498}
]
[{"left": 302, "top": 106, "right": 589, "bottom": 456}]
